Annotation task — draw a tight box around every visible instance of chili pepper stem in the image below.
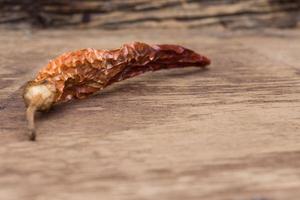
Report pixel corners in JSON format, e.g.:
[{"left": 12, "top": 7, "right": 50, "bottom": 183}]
[
  {"left": 23, "top": 82, "right": 56, "bottom": 141},
  {"left": 26, "top": 105, "right": 37, "bottom": 141}
]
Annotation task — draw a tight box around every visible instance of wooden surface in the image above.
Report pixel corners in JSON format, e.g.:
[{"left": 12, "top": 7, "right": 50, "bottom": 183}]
[
  {"left": 0, "top": 28, "right": 300, "bottom": 200},
  {"left": 1, "top": 0, "right": 299, "bottom": 29}
]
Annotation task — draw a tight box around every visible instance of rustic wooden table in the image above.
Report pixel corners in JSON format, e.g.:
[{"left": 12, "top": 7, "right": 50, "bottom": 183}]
[{"left": 0, "top": 28, "right": 299, "bottom": 200}]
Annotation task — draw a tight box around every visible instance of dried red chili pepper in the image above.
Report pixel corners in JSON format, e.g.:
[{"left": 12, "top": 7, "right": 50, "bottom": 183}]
[{"left": 23, "top": 42, "right": 210, "bottom": 141}]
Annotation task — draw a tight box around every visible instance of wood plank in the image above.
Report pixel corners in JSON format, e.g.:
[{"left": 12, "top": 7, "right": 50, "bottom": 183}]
[
  {"left": 0, "top": 28, "right": 300, "bottom": 200},
  {"left": 0, "top": 0, "right": 299, "bottom": 28}
]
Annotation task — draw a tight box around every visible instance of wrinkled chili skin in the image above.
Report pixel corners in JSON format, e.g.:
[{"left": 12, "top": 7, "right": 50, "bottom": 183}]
[{"left": 34, "top": 42, "right": 210, "bottom": 103}]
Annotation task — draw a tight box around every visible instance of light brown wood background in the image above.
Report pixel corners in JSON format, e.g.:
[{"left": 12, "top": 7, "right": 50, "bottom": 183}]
[{"left": 0, "top": 28, "right": 300, "bottom": 200}]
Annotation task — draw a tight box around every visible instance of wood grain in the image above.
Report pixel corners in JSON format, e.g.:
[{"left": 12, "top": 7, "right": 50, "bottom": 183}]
[
  {"left": 0, "top": 28, "right": 300, "bottom": 200},
  {"left": 0, "top": 0, "right": 299, "bottom": 29}
]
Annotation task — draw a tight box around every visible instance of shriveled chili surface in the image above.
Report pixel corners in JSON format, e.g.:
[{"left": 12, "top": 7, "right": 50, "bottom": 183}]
[
  {"left": 34, "top": 42, "right": 209, "bottom": 102},
  {"left": 0, "top": 29, "right": 300, "bottom": 200}
]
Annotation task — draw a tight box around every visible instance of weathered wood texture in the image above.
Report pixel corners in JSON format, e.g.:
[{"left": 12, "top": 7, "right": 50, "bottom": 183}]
[
  {"left": 0, "top": 28, "right": 300, "bottom": 200},
  {"left": 0, "top": 0, "right": 299, "bottom": 29}
]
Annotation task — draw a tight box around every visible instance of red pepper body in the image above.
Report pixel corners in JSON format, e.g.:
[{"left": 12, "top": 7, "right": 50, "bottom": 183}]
[{"left": 34, "top": 42, "right": 210, "bottom": 103}]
